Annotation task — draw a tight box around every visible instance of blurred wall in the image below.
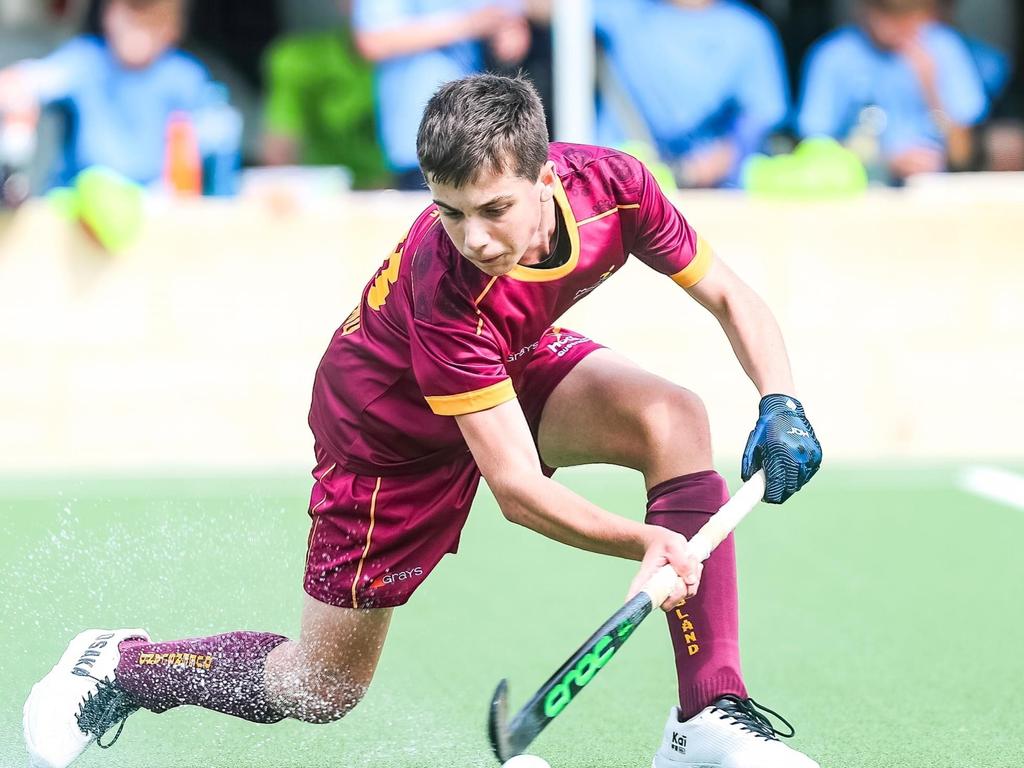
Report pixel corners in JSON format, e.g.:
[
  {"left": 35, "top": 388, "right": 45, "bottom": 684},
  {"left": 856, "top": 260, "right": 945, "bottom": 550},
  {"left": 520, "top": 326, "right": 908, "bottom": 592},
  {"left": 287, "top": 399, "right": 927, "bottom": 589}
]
[
  {"left": 1, "top": 184, "right": 1022, "bottom": 472},
  {"left": 953, "top": 0, "right": 1016, "bottom": 51},
  {"left": 276, "top": 0, "right": 346, "bottom": 33}
]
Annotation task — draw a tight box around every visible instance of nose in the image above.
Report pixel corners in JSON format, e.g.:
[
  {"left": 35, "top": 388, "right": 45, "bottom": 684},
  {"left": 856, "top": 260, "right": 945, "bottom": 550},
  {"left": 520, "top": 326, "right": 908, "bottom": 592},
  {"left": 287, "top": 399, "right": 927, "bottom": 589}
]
[{"left": 463, "top": 217, "right": 491, "bottom": 255}]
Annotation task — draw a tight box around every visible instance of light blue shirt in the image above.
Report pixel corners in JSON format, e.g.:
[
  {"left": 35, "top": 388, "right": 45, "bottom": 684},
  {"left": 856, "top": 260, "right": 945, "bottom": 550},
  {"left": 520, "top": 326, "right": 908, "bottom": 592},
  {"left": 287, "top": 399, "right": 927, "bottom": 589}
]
[
  {"left": 352, "top": 0, "right": 495, "bottom": 172},
  {"left": 961, "top": 35, "right": 1010, "bottom": 102},
  {"left": 23, "top": 35, "right": 208, "bottom": 186},
  {"left": 595, "top": 0, "right": 788, "bottom": 168},
  {"left": 798, "top": 24, "right": 988, "bottom": 156}
]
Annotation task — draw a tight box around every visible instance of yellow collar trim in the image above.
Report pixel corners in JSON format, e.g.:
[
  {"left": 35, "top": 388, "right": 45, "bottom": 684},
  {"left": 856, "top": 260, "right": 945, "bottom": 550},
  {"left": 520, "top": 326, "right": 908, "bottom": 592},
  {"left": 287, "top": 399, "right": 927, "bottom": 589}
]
[{"left": 506, "top": 173, "right": 580, "bottom": 283}]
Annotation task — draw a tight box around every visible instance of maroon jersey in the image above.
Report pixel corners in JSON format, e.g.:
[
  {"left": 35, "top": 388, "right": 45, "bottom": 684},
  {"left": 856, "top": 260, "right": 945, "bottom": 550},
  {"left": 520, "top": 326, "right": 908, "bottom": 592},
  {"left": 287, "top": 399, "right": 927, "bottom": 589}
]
[{"left": 309, "top": 143, "right": 712, "bottom": 475}]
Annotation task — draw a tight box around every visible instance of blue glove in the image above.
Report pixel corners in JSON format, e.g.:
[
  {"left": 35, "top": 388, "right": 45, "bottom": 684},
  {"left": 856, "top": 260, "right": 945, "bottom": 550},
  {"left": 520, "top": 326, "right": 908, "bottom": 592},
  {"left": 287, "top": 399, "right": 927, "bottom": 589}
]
[{"left": 741, "top": 394, "right": 822, "bottom": 504}]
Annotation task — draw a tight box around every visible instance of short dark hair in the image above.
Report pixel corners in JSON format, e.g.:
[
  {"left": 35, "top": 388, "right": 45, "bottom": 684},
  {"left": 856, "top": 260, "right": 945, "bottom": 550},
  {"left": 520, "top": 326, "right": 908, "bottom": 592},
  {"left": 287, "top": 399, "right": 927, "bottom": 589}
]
[{"left": 416, "top": 73, "right": 549, "bottom": 188}]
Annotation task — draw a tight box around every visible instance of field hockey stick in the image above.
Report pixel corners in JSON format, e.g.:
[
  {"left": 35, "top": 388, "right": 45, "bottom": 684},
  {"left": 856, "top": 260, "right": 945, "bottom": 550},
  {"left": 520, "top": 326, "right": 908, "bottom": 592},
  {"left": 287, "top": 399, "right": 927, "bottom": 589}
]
[{"left": 488, "top": 469, "right": 767, "bottom": 763}]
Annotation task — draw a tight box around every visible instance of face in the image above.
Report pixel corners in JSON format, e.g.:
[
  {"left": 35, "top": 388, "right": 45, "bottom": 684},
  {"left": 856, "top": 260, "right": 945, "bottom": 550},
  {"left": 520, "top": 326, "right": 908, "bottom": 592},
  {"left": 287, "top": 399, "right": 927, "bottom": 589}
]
[
  {"left": 103, "top": 0, "right": 183, "bottom": 69},
  {"left": 863, "top": 7, "right": 928, "bottom": 50},
  {"left": 429, "top": 162, "right": 557, "bottom": 277}
]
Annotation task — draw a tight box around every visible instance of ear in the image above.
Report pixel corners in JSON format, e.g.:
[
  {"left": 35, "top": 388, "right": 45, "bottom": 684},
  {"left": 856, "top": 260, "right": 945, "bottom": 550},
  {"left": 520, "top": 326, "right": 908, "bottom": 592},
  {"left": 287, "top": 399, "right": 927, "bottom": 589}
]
[{"left": 538, "top": 161, "right": 556, "bottom": 201}]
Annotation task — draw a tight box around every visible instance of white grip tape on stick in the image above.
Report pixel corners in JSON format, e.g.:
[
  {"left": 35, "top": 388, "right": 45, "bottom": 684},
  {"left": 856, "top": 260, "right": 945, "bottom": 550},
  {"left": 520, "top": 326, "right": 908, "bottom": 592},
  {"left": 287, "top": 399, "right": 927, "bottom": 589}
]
[{"left": 641, "top": 469, "right": 766, "bottom": 608}]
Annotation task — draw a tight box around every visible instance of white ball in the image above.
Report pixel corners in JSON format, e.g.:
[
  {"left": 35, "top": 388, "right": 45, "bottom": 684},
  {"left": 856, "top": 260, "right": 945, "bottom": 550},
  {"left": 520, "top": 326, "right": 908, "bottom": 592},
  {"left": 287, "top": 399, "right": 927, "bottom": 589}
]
[{"left": 502, "top": 756, "right": 551, "bottom": 768}]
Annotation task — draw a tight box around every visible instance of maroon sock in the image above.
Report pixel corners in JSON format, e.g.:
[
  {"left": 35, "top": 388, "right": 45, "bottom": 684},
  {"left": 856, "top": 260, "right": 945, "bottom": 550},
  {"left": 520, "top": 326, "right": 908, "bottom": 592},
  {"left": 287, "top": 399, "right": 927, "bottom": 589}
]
[
  {"left": 115, "top": 631, "right": 288, "bottom": 723},
  {"left": 646, "top": 470, "right": 748, "bottom": 719}
]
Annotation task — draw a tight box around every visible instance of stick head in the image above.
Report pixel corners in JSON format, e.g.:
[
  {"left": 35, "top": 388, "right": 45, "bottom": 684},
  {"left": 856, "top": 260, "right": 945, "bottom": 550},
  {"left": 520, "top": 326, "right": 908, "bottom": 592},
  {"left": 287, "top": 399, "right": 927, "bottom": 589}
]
[{"left": 489, "top": 678, "right": 513, "bottom": 763}]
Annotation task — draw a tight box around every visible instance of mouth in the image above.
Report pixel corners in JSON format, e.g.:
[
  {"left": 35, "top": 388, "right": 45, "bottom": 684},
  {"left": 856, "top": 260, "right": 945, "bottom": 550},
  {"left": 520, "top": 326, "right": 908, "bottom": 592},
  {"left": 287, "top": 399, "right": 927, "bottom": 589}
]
[{"left": 476, "top": 253, "right": 505, "bottom": 265}]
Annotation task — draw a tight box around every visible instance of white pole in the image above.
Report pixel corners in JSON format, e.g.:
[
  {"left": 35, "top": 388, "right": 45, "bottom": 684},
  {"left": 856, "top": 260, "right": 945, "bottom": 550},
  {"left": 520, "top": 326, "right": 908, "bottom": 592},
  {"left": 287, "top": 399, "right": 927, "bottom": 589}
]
[{"left": 552, "top": 0, "right": 596, "bottom": 144}]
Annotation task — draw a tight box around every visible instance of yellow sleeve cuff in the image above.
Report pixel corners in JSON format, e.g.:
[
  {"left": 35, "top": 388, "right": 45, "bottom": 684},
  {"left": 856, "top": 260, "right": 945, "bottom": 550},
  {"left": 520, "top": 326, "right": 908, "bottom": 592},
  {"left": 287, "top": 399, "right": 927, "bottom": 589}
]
[
  {"left": 669, "top": 236, "right": 714, "bottom": 289},
  {"left": 425, "top": 379, "right": 516, "bottom": 416}
]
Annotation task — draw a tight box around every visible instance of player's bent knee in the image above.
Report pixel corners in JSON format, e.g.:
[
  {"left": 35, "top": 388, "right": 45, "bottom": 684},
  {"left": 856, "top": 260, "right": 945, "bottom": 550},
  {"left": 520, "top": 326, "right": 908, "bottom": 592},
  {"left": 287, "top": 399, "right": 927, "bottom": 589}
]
[
  {"left": 637, "top": 386, "right": 711, "bottom": 467},
  {"left": 268, "top": 640, "right": 380, "bottom": 724},
  {"left": 288, "top": 674, "right": 372, "bottom": 724}
]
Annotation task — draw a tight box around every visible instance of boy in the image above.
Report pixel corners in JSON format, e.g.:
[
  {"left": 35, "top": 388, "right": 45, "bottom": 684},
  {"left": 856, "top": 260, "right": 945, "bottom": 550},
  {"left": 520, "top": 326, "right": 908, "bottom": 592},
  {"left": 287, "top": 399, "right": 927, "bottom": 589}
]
[
  {"left": 0, "top": 0, "right": 207, "bottom": 187},
  {"left": 595, "top": 0, "right": 789, "bottom": 188},
  {"left": 24, "top": 74, "right": 822, "bottom": 768},
  {"left": 798, "top": 0, "right": 987, "bottom": 181}
]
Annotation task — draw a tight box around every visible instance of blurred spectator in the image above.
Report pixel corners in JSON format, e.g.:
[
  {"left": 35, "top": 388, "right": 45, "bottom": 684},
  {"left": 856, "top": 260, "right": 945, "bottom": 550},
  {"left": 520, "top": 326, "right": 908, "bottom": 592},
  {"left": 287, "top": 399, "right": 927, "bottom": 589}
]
[
  {"left": 260, "top": 1, "right": 390, "bottom": 189},
  {"left": 798, "top": 0, "right": 988, "bottom": 182},
  {"left": 936, "top": 0, "right": 1023, "bottom": 171},
  {"left": 80, "top": 0, "right": 274, "bottom": 164},
  {"left": 0, "top": 0, "right": 210, "bottom": 187},
  {"left": 595, "top": 0, "right": 789, "bottom": 188},
  {"left": 485, "top": 1, "right": 555, "bottom": 138},
  {"left": 352, "top": 1, "right": 531, "bottom": 189}
]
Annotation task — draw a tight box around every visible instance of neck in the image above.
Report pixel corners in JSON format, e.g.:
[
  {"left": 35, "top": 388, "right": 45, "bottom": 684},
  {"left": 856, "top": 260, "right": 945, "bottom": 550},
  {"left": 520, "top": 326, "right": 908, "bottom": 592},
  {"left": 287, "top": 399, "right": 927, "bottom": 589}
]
[{"left": 519, "top": 196, "right": 559, "bottom": 266}]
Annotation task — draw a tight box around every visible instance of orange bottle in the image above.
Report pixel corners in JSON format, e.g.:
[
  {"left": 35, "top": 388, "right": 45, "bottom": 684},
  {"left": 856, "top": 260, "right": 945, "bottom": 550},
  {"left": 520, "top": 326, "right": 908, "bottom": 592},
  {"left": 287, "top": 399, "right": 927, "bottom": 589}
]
[{"left": 163, "top": 111, "right": 202, "bottom": 195}]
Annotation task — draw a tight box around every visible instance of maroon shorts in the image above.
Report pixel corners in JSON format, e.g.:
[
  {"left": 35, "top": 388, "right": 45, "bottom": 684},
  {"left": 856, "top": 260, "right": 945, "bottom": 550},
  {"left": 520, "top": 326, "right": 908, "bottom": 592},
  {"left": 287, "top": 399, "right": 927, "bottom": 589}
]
[{"left": 304, "top": 328, "right": 602, "bottom": 609}]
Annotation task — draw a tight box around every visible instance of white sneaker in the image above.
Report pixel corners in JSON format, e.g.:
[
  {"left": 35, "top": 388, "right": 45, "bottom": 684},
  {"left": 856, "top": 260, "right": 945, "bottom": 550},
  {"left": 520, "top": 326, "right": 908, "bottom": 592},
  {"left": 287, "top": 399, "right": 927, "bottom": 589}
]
[
  {"left": 652, "top": 695, "right": 820, "bottom": 768},
  {"left": 24, "top": 628, "right": 149, "bottom": 768}
]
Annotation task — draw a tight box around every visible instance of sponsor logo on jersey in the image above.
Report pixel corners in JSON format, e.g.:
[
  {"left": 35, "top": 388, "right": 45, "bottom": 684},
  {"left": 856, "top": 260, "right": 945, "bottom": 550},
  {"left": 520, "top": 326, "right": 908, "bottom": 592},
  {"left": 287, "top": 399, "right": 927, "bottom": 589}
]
[{"left": 573, "top": 266, "right": 616, "bottom": 301}]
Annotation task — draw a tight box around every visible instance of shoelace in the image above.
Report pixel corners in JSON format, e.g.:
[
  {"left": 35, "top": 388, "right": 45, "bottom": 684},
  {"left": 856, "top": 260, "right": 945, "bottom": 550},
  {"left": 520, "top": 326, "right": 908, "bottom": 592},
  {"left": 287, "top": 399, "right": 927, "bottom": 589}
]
[
  {"left": 712, "top": 695, "right": 796, "bottom": 741},
  {"left": 74, "top": 674, "right": 139, "bottom": 749}
]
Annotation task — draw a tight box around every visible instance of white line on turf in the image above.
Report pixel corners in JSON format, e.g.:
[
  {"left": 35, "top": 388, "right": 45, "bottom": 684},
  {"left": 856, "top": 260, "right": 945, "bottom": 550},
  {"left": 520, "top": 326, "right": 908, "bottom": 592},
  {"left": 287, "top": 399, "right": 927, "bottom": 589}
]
[{"left": 958, "top": 466, "right": 1024, "bottom": 511}]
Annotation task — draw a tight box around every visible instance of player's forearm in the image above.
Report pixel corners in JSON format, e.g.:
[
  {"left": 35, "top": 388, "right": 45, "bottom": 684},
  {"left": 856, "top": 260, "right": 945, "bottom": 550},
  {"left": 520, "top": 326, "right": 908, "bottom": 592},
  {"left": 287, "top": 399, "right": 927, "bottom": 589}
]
[
  {"left": 712, "top": 281, "right": 795, "bottom": 397},
  {"left": 489, "top": 472, "right": 653, "bottom": 561}
]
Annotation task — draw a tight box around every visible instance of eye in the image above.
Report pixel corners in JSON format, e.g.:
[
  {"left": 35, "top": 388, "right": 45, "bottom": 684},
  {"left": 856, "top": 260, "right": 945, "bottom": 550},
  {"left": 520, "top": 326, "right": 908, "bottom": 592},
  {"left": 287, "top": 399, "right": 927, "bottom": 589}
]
[
  {"left": 483, "top": 206, "right": 510, "bottom": 218},
  {"left": 440, "top": 209, "right": 463, "bottom": 220}
]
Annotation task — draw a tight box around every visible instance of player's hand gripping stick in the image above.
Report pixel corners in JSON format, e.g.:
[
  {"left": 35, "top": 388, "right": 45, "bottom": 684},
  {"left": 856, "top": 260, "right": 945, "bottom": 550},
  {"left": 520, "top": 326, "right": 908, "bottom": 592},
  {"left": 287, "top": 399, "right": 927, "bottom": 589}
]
[
  {"left": 642, "top": 466, "right": 767, "bottom": 605},
  {"left": 488, "top": 470, "right": 767, "bottom": 763}
]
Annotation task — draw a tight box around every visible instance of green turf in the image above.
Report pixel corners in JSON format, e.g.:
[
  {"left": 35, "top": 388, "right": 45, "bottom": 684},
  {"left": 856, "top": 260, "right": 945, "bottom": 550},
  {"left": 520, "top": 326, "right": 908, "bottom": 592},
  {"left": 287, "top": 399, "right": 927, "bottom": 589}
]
[{"left": 2, "top": 465, "right": 1022, "bottom": 767}]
